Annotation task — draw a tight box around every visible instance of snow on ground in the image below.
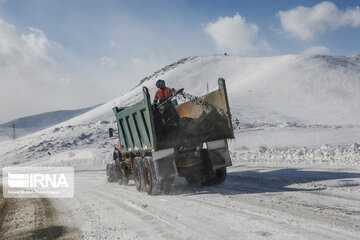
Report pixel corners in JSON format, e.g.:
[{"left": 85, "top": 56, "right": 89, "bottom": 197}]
[
  {"left": 1, "top": 54, "right": 360, "bottom": 239},
  {"left": 47, "top": 167, "right": 360, "bottom": 240},
  {"left": 231, "top": 143, "right": 360, "bottom": 170}
]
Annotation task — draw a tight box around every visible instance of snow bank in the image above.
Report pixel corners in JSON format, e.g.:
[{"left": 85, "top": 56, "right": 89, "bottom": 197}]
[{"left": 231, "top": 143, "right": 360, "bottom": 169}]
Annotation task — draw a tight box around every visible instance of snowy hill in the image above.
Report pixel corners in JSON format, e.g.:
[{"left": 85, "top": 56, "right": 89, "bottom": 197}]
[
  {"left": 59, "top": 54, "right": 360, "bottom": 126},
  {"left": 0, "top": 105, "right": 100, "bottom": 142},
  {"left": 0, "top": 54, "right": 359, "bottom": 168}
]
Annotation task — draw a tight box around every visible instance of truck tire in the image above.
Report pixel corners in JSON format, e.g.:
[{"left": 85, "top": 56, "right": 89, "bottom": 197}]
[
  {"left": 143, "top": 157, "right": 161, "bottom": 195},
  {"left": 133, "top": 157, "right": 143, "bottom": 192},
  {"left": 162, "top": 177, "right": 175, "bottom": 194},
  {"left": 118, "top": 168, "right": 129, "bottom": 185},
  {"left": 185, "top": 175, "right": 202, "bottom": 186},
  {"left": 213, "top": 167, "right": 227, "bottom": 185},
  {"left": 106, "top": 164, "right": 118, "bottom": 182},
  {"left": 202, "top": 167, "right": 227, "bottom": 186}
]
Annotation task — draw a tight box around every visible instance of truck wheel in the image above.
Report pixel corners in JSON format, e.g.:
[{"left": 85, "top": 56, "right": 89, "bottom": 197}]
[
  {"left": 185, "top": 175, "right": 201, "bottom": 186},
  {"left": 143, "top": 157, "right": 161, "bottom": 195},
  {"left": 162, "top": 177, "right": 175, "bottom": 194},
  {"left": 118, "top": 168, "right": 129, "bottom": 185},
  {"left": 133, "top": 158, "right": 142, "bottom": 192},
  {"left": 214, "top": 167, "right": 227, "bottom": 185},
  {"left": 122, "top": 173, "right": 129, "bottom": 185},
  {"left": 106, "top": 164, "right": 118, "bottom": 182},
  {"left": 202, "top": 167, "right": 227, "bottom": 186}
]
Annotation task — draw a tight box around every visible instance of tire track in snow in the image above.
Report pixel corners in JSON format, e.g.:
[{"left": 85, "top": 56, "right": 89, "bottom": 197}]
[
  {"left": 195, "top": 175, "right": 360, "bottom": 239},
  {"left": 55, "top": 169, "right": 360, "bottom": 239},
  {"left": 0, "top": 186, "right": 80, "bottom": 239},
  {"left": 89, "top": 188, "right": 185, "bottom": 240},
  {"left": 96, "top": 182, "right": 303, "bottom": 240}
]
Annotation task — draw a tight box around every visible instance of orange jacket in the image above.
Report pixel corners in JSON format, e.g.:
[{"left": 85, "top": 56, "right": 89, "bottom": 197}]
[{"left": 154, "top": 87, "right": 171, "bottom": 104}]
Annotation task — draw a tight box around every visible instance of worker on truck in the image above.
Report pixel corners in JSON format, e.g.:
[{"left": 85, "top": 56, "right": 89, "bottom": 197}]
[
  {"left": 153, "top": 79, "right": 175, "bottom": 106},
  {"left": 152, "top": 79, "right": 180, "bottom": 138}
]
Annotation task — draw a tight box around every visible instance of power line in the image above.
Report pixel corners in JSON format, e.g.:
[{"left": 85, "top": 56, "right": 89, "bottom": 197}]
[{"left": 12, "top": 122, "right": 16, "bottom": 141}]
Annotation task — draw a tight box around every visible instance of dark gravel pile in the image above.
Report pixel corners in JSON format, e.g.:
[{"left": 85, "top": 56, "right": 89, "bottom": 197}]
[{"left": 157, "top": 108, "right": 232, "bottom": 149}]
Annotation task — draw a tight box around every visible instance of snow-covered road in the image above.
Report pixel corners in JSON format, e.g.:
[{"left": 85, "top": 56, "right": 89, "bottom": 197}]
[{"left": 50, "top": 166, "right": 360, "bottom": 240}]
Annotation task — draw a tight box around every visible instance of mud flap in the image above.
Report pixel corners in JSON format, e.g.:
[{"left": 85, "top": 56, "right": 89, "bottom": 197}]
[
  {"left": 206, "top": 139, "right": 232, "bottom": 170},
  {"left": 152, "top": 148, "right": 178, "bottom": 182}
]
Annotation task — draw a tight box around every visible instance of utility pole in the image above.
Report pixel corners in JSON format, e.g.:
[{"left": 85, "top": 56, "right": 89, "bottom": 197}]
[
  {"left": 12, "top": 122, "right": 16, "bottom": 141},
  {"left": 207, "top": 82, "right": 209, "bottom": 93}
]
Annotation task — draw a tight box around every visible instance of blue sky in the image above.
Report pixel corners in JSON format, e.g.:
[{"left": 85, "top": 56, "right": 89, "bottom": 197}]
[{"left": 0, "top": 0, "right": 359, "bottom": 123}]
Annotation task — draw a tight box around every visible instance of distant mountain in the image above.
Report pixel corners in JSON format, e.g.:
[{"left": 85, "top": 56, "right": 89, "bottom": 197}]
[{"left": 0, "top": 104, "right": 101, "bottom": 141}]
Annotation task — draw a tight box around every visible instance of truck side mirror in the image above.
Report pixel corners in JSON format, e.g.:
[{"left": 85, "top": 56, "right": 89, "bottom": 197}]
[{"left": 109, "top": 128, "right": 114, "bottom": 138}]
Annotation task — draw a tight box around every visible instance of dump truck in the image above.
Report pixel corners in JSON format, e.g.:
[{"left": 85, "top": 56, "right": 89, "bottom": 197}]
[{"left": 106, "top": 78, "right": 234, "bottom": 195}]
